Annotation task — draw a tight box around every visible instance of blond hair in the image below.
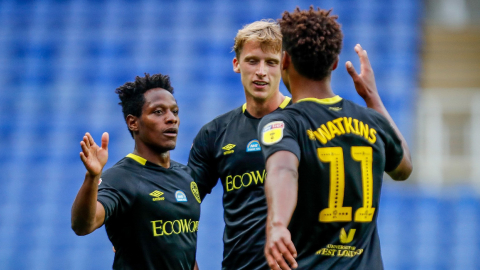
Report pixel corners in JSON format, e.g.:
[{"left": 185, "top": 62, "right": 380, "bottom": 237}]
[{"left": 233, "top": 19, "right": 282, "bottom": 59}]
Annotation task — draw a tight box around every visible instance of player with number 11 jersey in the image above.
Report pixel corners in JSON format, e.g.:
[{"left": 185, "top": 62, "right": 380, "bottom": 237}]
[
  {"left": 259, "top": 96, "right": 403, "bottom": 268},
  {"left": 259, "top": 7, "right": 412, "bottom": 270}
]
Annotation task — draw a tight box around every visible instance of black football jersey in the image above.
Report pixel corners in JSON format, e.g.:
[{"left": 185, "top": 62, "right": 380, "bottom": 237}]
[
  {"left": 97, "top": 154, "right": 201, "bottom": 270},
  {"left": 259, "top": 96, "right": 403, "bottom": 270},
  {"left": 188, "top": 97, "right": 291, "bottom": 270}
]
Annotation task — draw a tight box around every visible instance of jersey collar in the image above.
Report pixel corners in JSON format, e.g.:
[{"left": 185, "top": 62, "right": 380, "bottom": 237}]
[
  {"left": 126, "top": 153, "right": 147, "bottom": 165},
  {"left": 296, "top": 95, "right": 342, "bottom": 105},
  {"left": 242, "top": 96, "right": 292, "bottom": 113}
]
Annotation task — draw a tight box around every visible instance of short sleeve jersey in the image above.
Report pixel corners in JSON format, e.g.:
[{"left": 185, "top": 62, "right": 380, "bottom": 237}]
[
  {"left": 97, "top": 154, "right": 201, "bottom": 270},
  {"left": 258, "top": 96, "right": 403, "bottom": 270},
  {"left": 188, "top": 97, "right": 291, "bottom": 270}
]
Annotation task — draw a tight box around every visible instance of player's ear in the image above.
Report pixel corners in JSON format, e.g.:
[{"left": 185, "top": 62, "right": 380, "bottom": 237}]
[
  {"left": 126, "top": 114, "right": 139, "bottom": 133},
  {"left": 281, "top": 51, "right": 290, "bottom": 71},
  {"left": 233, "top": 57, "right": 240, "bottom": 73},
  {"left": 331, "top": 56, "right": 339, "bottom": 71}
]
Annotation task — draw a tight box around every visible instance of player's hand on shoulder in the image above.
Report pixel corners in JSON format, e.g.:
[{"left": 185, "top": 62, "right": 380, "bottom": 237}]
[
  {"left": 346, "top": 44, "right": 382, "bottom": 105},
  {"left": 79, "top": 132, "right": 109, "bottom": 177},
  {"left": 265, "top": 224, "right": 298, "bottom": 270}
]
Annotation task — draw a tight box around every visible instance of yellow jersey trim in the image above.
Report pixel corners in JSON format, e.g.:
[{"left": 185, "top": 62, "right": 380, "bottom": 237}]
[
  {"left": 126, "top": 153, "right": 147, "bottom": 165},
  {"left": 297, "top": 95, "right": 342, "bottom": 105},
  {"left": 242, "top": 96, "right": 292, "bottom": 113},
  {"left": 279, "top": 96, "right": 291, "bottom": 109}
]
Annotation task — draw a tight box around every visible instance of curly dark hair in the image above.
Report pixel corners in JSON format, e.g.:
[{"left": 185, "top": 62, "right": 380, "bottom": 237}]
[
  {"left": 115, "top": 73, "right": 174, "bottom": 137},
  {"left": 278, "top": 6, "right": 343, "bottom": 80}
]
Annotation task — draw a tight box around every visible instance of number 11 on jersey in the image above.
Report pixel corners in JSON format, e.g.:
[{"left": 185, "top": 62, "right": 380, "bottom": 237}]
[{"left": 318, "top": 146, "right": 375, "bottom": 223}]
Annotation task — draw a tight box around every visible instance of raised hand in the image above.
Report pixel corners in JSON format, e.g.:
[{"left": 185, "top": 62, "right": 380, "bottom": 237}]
[
  {"left": 79, "top": 132, "right": 109, "bottom": 177},
  {"left": 345, "top": 44, "right": 381, "bottom": 104},
  {"left": 265, "top": 225, "right": 298, "bottom": 270}
]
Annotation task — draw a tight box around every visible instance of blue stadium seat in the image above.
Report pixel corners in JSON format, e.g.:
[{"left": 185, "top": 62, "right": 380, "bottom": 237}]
[{"left": 2, "top": 1, "right": 465, "bottom": 269}]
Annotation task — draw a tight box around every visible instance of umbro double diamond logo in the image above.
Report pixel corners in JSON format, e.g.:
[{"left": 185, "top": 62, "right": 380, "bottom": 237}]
[
  {"left": 222, "top": 144, "right": 236, "bottom": 155},
  {"left": 150, "top": 190, "right": 165, "bottom": 201}
]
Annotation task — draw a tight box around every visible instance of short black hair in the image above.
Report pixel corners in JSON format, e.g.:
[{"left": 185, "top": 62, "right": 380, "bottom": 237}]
[
  {"left": 115, "top": 73, "right": 174, "bottom": 137},
  {"left": 279, "top": 6, "right": 343, "bottom": 80}
]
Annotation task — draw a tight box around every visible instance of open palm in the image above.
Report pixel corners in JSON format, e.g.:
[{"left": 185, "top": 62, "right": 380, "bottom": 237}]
[{"left": 80, "top": 132, "right": 109, "bottom": 177}]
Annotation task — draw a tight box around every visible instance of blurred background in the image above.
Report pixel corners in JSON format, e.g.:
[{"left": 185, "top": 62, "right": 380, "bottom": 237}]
[{"left": 0, "top": 0, "right": 479, "bottom": 269}]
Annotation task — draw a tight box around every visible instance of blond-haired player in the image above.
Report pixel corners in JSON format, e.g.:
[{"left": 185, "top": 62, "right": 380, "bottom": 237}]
[
  {"left": 188, "top": 19, "right": 290, "bottom": 270},
  {"left": 188, "top": 18, "right": 382, "bottom": 270}
]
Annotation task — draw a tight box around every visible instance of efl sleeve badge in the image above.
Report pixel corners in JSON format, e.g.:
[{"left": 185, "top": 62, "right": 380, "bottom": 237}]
[
  {"left": 190, "top": 182, "right": 202, "bottom": 203},
  {"left": 261, "top": 121, "right": 285, "bottom": 145}
]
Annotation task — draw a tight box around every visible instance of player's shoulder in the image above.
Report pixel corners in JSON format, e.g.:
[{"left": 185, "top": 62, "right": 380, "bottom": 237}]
[
  {"left": 101, "top": 157, "right": 142, "bottom": 183},
  {"left": 170, "top": 159, "right": 193, "bottom": 176},
  {"left": 346, "top": 99, "right": 391, "bottom": 125},
  {"left": 331, "top": 98, "right": 381, "bottom": 119},
  {"left": 262, "top": 106, "right": 299, "bottom": 124},
  {"left": 259, "top": 109, "right": 301, "bottom": 142}
]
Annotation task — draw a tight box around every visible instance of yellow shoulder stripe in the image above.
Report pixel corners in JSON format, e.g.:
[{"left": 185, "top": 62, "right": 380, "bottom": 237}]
[
  {"left": 242, "top": 96, "right": 291, "bottom": 113},
  {"left": 279, "top": 96, "right": 291, "bottom": 109},
  {"left": 297, "top": 95, "right": 342, "bottom": 105},
  {"left": 126, "top": 153, "right": 147, "bottom": 165}
]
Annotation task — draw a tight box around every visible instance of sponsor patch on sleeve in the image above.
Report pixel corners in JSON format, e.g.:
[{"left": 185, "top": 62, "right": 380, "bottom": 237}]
[
  {"left": 262, "top": 121, "right": 285, "bottom": 145},
  {"left": 190, "top": 182, "right": 201, "bottom": 203}
]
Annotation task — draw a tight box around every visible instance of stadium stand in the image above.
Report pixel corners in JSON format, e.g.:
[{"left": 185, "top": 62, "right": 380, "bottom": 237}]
[{"left": 0, "top": 0, "right": 478, "bottom": 269}]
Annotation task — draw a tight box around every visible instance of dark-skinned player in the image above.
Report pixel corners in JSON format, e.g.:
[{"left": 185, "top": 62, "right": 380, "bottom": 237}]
[
  {"left": 259, "top": 7, "right": 413, "bottom": 270},
  {"left": 71, "top": 73, "right": 201, "bottom": 270}
]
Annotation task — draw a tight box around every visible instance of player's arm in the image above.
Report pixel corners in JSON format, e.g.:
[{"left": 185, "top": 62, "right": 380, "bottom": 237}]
[
  {"left": 346, "top": 44, "right": 412, "bottom": 180},
  {"left": 264, "top": 151, "right": 299, "bottom": 270},
  {"left": 187, "top": 126, "right": 219, "bottom": 200},
  {"left": 71, "top": 132, "right": 108, "bottom": 236},
  {"left": 194, "top": 261, "right": 199, "bottom": 270}
]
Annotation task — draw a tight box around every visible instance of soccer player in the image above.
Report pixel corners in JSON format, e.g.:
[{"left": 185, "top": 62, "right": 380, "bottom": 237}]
[
  {"left": 188, "top": 20, "right": 289, "bottom": 270},
  {"left": 189, "top": 19, "right": 382, "bottom": 270},
  {"left": 71, "top": 73, "right": 201, "bottom": 270},
  {"left": 259, "top": 7, "right": 413, "bottom": 270}
]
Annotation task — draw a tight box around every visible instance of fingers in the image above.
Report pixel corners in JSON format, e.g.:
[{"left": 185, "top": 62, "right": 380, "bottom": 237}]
[
  {"left": 286, "top": 241, "right": 298, "bottom": 260},
  {"left": 86, "top": 132, "right": 95, "bottom": 147},
  {"left": 79, "top": 151, "right": 87, "bottom": 163},
  {"left": 266, "top": 241, "right": 298, "bottom": 270},
  {"left": 80, "top": 140, "right": 90, "bottom": 157},
  {"left": 272, "top": 240, "right": 299, "bottom": 270},
  {"left": 80, "top": 132, "right": 94, "bottom": 160},
  {"left": 272, "top": 246, "right": 291, "bottom": 270},
  {"left": 277, "top": 241, "right": 297, "bottom": 269},
  {"left": 265, "top": 252, "right": 281, "bottom": 270},
  {"left": 354, "top": 44, "right": 371, "bottom": 70},
  {"left": 101, "top": 132, "right": 109, "bottom": 151},
  {"left": 270, "top": 246, "right": 289, "bottom": 270},
  {"left": 83, "top": 133, "right": 91, "bottom": 148},
  {"left": 345, "top": 61, "right": 359, "bottom": 81},
  {"left": 354, "top": 43, "right": 363, "bottom": 54}
]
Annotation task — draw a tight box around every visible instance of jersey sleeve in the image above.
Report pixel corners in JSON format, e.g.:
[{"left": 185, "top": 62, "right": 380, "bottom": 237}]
[
  {"left": 187, "top": 124, "right": 219, "bottom": 200},
  {"left": 258, "top": 112, "right": 301, "bottom": 162},
  {"left": 374, "top": 114, "right": 404, "bottom": 172},
  {"left": 97, "top": 168, "right": 136, "bottom": 223}
]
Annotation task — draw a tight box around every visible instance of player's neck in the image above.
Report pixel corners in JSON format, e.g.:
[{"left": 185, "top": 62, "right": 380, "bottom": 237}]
[
  {"left": 245, "top": 91, "right": 285, "bottom": 118},
  {"left": 289, "top": 74, "right": 335, "bottom": 103},
  {"left": 133, "top": 143, "right": 171, "bottom": 168}
]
